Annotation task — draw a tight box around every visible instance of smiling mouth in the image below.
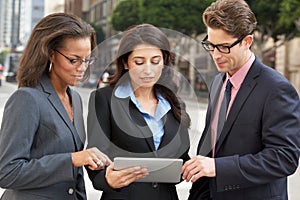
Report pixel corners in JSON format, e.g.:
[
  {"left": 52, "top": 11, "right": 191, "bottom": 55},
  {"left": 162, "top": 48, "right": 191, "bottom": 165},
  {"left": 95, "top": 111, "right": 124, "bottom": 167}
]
[
  {"left": 216, "top": 61, "right": 227, "bottom": 66},
  {"left": 74, "top": 75, "right": 84, "bottom": 79}
]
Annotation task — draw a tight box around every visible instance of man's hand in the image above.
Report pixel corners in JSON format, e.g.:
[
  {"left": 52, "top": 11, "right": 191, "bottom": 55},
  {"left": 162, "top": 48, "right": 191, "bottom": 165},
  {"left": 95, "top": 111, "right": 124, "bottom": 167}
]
[{"left": 181, "top": 155, "right": 216, "bottom": 182}]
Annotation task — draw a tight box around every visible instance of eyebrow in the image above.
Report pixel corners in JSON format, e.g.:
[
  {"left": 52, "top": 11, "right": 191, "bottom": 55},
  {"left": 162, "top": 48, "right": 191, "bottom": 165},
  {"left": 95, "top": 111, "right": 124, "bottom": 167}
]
[
  {"left": 60, "top": 49, "right": 91, "bottom": 59},
  {"left": 132, "top": 55, "right": 162, "bottom": 59},
  {"left": 207, "top": 40, "right": 232, "bottom": 46}
]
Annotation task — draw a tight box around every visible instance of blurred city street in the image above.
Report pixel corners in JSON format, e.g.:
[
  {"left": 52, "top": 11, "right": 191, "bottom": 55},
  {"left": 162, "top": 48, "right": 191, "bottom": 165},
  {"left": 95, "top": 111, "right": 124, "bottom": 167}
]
[{"left": 0, "top": 80, "right": 299, "bottom": 200}]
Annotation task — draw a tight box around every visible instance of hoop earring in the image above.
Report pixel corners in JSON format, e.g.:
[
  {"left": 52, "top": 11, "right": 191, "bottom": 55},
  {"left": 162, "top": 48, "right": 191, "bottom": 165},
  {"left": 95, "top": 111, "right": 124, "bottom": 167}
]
[{"left": 49, "top": 62, "right": 52, "bottom": 72}]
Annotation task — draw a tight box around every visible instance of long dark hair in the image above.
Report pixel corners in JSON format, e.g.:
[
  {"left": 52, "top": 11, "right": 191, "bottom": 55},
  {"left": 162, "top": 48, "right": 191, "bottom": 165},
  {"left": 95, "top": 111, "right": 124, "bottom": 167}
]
[
  {"left": 110, "top": 24, "right": 191, "bottom": 128},
  {"left": 17, "top": 13, "right": 97, "bottom": 88}
]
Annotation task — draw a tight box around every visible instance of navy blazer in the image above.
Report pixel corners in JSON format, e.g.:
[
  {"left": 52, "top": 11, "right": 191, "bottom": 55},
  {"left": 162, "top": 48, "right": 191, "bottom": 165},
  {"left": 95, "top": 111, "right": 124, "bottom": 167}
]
[
  {"left": 0, "top": 74, "right": 86, "bottom": 200},
  {"left": 86, "top": 86, "right": 190, "bottom": 200},
  {"left": 189, "top": 57, "right": 300, "bottom": 200}
]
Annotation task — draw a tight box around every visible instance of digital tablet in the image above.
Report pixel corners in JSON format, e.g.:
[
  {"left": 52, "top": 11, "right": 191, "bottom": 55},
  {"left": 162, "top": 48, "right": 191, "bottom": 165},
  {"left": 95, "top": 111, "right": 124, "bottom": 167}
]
[{"left": 113, "top": 157, "right": 183, "bottom": 183}]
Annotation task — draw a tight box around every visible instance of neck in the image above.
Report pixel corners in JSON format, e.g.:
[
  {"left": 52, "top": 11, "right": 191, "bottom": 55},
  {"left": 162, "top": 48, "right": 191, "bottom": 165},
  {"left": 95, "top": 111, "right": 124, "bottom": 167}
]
[
  {"left": 49, "top": 74, "right": 68, "bottom": 97},
  {"left": 133, "top": 87, "right": 156, "bottom": 102}
]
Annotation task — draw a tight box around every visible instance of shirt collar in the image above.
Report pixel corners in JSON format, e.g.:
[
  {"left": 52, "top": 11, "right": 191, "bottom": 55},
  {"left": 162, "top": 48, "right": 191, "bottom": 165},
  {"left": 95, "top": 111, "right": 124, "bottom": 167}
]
[{"left": 114, "top": 81, "right": 171, "bottom": 119}]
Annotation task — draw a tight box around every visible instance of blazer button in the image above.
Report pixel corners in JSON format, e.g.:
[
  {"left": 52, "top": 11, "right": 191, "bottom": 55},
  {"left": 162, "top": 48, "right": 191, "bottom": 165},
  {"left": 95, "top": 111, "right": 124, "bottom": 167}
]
[
  {"left": 68, "top": 188, "right": 74, "bottom": 195},
  {"left": 152, "top": 182, "right": 158, "bottom": 188}
]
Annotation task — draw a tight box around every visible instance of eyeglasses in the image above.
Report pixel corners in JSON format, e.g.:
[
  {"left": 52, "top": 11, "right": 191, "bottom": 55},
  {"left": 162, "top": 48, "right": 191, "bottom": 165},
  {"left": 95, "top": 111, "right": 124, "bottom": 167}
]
[
  {"left": 201, "top": 35, "right": 245, "bottom": 54},
  {"left": 55, "top": 50, "right": 96, "bottom": 67}
]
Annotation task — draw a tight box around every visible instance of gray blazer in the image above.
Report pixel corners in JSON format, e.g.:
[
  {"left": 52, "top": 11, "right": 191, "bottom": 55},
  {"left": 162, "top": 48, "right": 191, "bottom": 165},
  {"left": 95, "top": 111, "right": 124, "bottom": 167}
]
[{"left": 0, "top": 74, "right": 86, "bottom": 200}]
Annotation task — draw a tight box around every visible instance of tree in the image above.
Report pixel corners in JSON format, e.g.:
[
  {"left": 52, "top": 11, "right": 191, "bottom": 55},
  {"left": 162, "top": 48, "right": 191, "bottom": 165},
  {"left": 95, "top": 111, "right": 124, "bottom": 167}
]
[
  {"left": 246, "top": 0, "right": 300, "bottom": 60},
  {"left": 247, "top": 0, "right": 300, "bottom": 42},
  {"left": 279, "top": 0, "right": 300, "bottom": 33},
  {"left": 110, "top": 0, "right": 299, "bottom": 63},
  {"left": 110, "top": 0, "right": 142, "bottom": 32},
  {"left": 110, "top": 0, "right": 214, "bottom": 37}
]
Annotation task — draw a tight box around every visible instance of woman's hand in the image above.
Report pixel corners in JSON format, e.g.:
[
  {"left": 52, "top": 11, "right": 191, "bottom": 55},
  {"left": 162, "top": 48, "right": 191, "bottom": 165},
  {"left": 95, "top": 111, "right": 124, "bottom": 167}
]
[
  {"left": 71, "top": 147, "right": 112, "bottom": 170},
  {"left": 105, "top": 163, "right": 149, "bottom": 188}
]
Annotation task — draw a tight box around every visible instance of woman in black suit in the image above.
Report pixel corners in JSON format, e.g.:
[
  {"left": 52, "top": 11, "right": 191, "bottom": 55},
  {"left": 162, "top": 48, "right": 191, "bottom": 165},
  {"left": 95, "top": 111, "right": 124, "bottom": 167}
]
[{"left": 86, "top": 24, "right": 191, "bottom": 200}]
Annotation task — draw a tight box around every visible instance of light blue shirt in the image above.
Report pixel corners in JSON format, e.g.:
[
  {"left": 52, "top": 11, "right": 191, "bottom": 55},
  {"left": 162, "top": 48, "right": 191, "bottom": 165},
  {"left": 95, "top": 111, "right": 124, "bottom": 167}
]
[{"left": 115, "top": 82, "right": 171, "bottom": 150}]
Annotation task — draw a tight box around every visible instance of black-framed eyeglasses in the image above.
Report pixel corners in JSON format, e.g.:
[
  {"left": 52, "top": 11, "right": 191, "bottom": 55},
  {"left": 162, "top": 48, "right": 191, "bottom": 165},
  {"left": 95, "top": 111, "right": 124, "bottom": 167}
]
[
  {"left": 55, "top": 50, "right": 96, "bottom": 67},
  {"left": 201, "top": 35, "right": 246, "bottom": 54}
]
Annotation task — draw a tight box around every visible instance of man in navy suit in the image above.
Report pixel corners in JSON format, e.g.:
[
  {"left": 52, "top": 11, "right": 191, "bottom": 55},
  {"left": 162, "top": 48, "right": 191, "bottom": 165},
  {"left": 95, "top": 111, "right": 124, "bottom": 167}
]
[{"left": 182, "top": 0, "right": 300, "bottom": 199}]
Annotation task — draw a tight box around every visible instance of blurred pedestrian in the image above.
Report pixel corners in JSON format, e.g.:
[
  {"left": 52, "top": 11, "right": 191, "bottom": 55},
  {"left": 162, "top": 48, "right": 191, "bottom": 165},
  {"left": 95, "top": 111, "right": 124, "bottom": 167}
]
[
  {"left": 182, "top": 0, "right": 300, "bottom": 199},
  {"left": 0, "top": 13, "right": 111, "bottom": 200}
]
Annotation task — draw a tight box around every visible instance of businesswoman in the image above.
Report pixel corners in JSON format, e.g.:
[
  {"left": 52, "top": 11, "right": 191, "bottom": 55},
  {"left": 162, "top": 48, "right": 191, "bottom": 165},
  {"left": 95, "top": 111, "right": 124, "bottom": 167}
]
[
  {"left": 86, "top": 24, "right": 191, "bottom": 200},
  {"left": 0, "top": 13, "right": 110, "bottom": 200}
]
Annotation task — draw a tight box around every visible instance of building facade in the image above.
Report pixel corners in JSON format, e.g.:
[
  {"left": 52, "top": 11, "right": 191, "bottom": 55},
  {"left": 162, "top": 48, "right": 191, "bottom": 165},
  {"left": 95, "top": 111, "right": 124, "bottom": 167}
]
[
  {"left": 276, "top": 37, "right": 300, "bottom": 94},
  {"left": 85, "top": 0, "right": 122, "bottom": 38},
  {"left": 0, "top": 0, "right": 44, "bottom": 52},
  {"left": 65, "top": 0, "right": 83, "bottom": 18}
]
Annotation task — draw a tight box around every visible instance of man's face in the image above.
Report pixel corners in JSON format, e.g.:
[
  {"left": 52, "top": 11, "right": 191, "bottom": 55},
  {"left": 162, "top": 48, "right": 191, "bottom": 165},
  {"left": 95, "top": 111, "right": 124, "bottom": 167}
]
[{"left": 206, "top": 28, "right": 252, "bottom": 76}]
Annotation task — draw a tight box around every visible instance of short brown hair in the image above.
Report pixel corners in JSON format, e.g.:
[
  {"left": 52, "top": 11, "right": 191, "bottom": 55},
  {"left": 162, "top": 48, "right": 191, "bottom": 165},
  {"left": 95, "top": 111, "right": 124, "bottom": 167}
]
[{"left": 203, "top": 0, "right": 257, "bottom": 38}]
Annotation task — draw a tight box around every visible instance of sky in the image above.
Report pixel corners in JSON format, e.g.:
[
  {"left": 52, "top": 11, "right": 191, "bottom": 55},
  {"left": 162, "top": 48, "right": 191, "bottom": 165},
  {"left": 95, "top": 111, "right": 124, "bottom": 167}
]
[{"left": 44, "top": 0, "right": 64, "bottom": 15}]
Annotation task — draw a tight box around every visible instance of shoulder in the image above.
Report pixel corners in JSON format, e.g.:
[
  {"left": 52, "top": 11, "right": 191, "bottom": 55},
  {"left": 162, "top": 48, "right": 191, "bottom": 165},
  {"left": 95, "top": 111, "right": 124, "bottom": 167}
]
[
  {"left": 4, "top": 87, "right": 41, "bottom": 117},
  {"left": 95, "top": 86, "right": 114, "bottom": 98},
  {"left": 249, "top": 58, "right": 293, "bottom": 88},
  {"left": 259, "top": 64, "right": 294, "bottom": 89},
  {"left": 252, "top": 59, "right": 299, "bottom": 100},
  {"left": 9, "top": 87, "right": 43, "bottom": 103},
  {"left": 89, "top": 86, "right": 115, "bottom": 108}
]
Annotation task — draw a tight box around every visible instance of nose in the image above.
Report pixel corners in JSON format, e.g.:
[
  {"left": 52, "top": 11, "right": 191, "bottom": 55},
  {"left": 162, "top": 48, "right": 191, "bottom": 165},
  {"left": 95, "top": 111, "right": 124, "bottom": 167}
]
[
  {"left": 144, "top": 62, "right": 152, "bottom": 74},
  {"left": 211, "top": 48, "right": 222, "bottom": 60},
  {"left": 76, "top": 62, "right": 88, "bottom": 72}
]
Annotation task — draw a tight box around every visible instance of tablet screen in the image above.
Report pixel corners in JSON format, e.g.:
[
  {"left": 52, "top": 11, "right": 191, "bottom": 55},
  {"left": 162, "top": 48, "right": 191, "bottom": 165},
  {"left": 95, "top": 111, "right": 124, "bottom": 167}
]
[{"left": 114, "top": 157, "right": 183, "bottom": 183}]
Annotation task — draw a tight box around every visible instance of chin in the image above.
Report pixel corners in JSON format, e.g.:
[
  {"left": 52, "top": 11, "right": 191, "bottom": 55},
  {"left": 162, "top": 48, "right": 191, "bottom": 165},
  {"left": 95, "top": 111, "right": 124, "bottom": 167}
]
[
  {"left": 217, "top": 67, "right": 228, "bottom": 73},
  {"left": 138, "top": 83, "right": 155, "bottom": 88}
]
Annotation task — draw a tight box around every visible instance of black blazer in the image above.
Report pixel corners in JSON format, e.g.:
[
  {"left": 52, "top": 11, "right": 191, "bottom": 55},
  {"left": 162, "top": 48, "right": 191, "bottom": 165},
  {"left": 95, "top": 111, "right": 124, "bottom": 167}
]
[
  {"left": 189, "top": 57, "right": 300, "bottom": 200},
  {"left": 86, "top": 86, "right": 190, "bottom": 200}
]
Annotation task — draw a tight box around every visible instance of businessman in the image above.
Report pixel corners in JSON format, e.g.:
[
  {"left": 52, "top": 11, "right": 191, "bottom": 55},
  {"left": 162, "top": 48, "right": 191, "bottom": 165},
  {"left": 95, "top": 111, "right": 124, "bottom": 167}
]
[{"left": 182, "top": 0, "right": 300, "bottom": 199}]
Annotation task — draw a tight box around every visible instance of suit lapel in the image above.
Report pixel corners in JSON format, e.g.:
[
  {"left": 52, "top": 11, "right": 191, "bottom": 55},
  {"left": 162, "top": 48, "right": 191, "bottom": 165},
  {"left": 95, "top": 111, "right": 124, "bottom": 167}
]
[
  {"left": 215, "top": 59, "right": 261, "bottom": 154},
  {"left": 112, "top": 94, "right": 157, "bottom": 154},
  {"left": 198, "top": 73, "right": 225, "bottom": 156},
  {"left": 39, "top": 75, "right": 83, "bottom": 151},
  {"left": 157, "top": 113, "right": 186, "bottom": 158},
  {"left": 71, "top": 90, "right": 86, "bottom": 146}
]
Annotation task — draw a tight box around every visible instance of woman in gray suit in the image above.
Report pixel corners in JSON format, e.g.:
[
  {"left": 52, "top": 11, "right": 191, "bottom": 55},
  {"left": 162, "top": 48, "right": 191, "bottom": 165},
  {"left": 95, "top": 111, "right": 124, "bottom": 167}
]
[{"left": 0, "top": 13, "right": 111, "bottom": 200}]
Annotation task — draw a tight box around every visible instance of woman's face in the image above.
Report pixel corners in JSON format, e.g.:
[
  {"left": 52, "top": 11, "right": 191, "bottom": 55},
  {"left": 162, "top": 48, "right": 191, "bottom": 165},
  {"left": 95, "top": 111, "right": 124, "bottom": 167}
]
[
  {"left": 49, "top": 37, "right": 92, "bottom": 87},
  {"left": 126, "top": 44, "right": 164, "bottom": 90}
]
